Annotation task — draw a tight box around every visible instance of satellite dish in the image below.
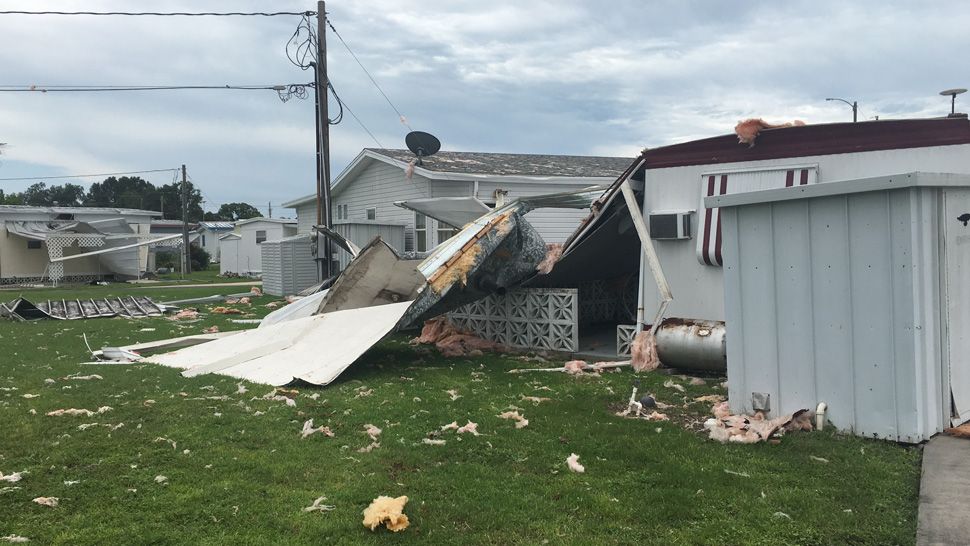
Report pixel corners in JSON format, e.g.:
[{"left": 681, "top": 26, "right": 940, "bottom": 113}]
[
  {"left": 940, "top": 88, "right": 967, "bottom": 115},
  {"left": 405, "top": 131, "right": 441, "bottom": 165}
]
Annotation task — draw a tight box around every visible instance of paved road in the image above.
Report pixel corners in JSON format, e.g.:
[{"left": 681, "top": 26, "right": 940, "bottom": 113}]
[{"left": 916, "top": 435, "right": 970, "bottom": 545}]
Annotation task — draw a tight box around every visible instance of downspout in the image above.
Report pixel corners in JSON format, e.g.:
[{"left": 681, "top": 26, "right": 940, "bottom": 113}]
[
  {"left": 473, "top": 180, "right": 479, "bottom": 200},
  {"left": 815, "top": 402, "right": 827, "bottom": 431}
]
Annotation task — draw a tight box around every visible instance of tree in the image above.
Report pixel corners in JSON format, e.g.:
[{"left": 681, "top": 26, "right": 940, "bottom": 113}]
[
  {"left": 215, "top": 202, "right": 262, "bottom": 221},
  {"left": 157, "top": 180, "right": 203, "bottom": 222},
  {"left": 85, "top": 176, "right": 158, "bottom": 210}
]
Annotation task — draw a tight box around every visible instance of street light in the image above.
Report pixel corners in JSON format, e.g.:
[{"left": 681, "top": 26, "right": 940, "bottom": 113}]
[{"left": 826, "top": 97, "right": 858, "bottom": 122}]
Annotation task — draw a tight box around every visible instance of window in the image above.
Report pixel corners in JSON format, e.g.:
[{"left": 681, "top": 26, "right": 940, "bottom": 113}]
[
  {"left": 255, "top": 230, "right": 267, "bottom": 244},
  {"left": 201, "top": 234, "right": 206, "bottom": 247},
  {"left": 414, "top": 213, "right": 427, "bottom": 252},
  {"left": 27, "top": 240, "right": 42, "bottom": 250},
  {"left": 336, "top": 204, "right": 347, "bottom": 220},
  {"left": 436, "top": 220, "right": 458, "bottom": 245},
  {"left": 366, "top": 207, "right": 376, "bottom": 221}
]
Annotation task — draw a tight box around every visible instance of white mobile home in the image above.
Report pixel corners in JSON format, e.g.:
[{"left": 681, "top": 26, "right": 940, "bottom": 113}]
[
  {"left": 283, "top": 148, "right": 633, "bottom": 261},
  {"left": 218, "top": 217, "right": 296, "bottom": 276},
  {"left": 198, "top": 221, "right": 234, "bottom": 262},
  {"left": 0, "top": 205, "right": 161, "bottom": 284}
]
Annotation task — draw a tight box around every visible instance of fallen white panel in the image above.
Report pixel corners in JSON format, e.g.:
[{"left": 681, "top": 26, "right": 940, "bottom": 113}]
[
  {"left": 394, "top": 196, "right": 492, "bottom": 229},
  {"left": 258, "top": 289, "right": 329, "bottom": 329},
  {"left": 146, "top": 301, "right": 412, "bottom": 386}
]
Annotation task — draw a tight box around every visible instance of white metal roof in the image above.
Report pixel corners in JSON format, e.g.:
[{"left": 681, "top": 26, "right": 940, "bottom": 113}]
[
  {"left": 0, "top": 204, "right": 161, "bottom": 216},
  {"left": 234, "top": 217, "right": 297, "bottom": 227}
]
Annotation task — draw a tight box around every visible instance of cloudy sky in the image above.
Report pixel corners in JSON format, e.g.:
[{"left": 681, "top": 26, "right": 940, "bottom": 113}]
[{"left": 0, "top": 0, "right": 967, "bottom": 215}]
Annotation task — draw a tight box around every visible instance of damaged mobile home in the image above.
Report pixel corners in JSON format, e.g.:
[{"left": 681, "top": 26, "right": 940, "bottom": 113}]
[{"left": 140, "top": 115, "right": 970, "bottom": 442}]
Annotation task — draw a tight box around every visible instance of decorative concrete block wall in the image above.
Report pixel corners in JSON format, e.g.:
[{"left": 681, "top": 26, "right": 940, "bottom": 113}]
[{"left": 448, "top": 288, "right": 578, "bottom": 352}]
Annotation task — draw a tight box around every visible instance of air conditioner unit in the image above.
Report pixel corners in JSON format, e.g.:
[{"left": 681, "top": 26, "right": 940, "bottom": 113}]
[{"left": 648, "top": 210, "right": 693, "bottom": 240}]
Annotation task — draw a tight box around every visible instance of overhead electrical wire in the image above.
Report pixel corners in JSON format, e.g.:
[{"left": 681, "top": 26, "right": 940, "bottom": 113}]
[
  {"left": 0, "top": 84, "right": 313, "bottom": 94},
  {"left": 0, "top": 11, "right": 313, "bottom": 17},
  {"left": 325, "top": 18, "right": 413, "bottom": 132},
  {"left": 0, "top": 168, "right": 178, "bottom": 182}
]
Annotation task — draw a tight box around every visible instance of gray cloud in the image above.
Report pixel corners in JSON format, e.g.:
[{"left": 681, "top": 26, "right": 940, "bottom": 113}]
[{"left": 0, "top": 0, "right": 968, "bottom": 213}]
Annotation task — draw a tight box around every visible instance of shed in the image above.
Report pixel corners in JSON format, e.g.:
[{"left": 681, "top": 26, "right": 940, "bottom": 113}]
[
  {"left": 260, "top": 234, "right": 319, "bottom": 296},
  {"left": 218, "top": 217, "right": 297, "bottom": 276},
  {"left": 710, "top": 171, "right": 970, "bottom": 442}
]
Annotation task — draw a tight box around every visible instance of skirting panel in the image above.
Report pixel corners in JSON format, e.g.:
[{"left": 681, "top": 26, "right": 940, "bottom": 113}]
[{"left": 448, "top": 288, "right": 578, "bottom": 352}]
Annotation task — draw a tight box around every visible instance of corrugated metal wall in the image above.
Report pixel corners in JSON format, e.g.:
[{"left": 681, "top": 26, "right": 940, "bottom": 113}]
[{"left": 721, "top": 186, "right": 945, "bottom": 442}]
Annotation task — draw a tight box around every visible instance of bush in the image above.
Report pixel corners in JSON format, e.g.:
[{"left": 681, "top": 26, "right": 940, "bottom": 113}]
[{"left": 190, "top": 244, "right": 210, "bottom": 272}]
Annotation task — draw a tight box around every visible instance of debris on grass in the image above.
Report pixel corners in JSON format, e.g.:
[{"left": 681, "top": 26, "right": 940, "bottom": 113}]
[
  {"left": 46, "top": 406, "right": 112, "bottom": 417},
  {"left": 521, "top": 395, "right": 551, "bottom": 405},
  {"left": 364, "top": 424, "right": 382, "bottom": 441},
  {"left": 154, "top": 475, "right": 168, "bottom": 484},
  {"left": 422, "top": 438, "right": 446, "bottom": 446},
  {"left": 498, "top": 410, "right": 529, "bottom": 429},
  {"left": 456, "top": 421, "right": 479, "bottom": 436},
  {"left": 303, "top": 496, "right": 335, "bottom": 513},
  {"left": 354, "top": 387, "right": 373, "bottom": 399},
  {"left": 411, "top": 317, "right": 505, "bottom": 357},
  {"left": 0, "top": 487, "right": 22, "bottom": 495},
  {"left": 32, "top": 496, "right": 58, "bottom": 507},
  {"left": 21, "top": 394, "right": 38, "bottom": 399},
  {"left": 168, "top": 309, "right": 199, "bottom": 321},
  {"left": 0, "top": 471, "right": 25, "bottom": 483},
  {"left": 566, "top": 453, "right": 585, "bottom": 473},
  {"left": 257, "top": 389, "right": 297, "bottom": 407},
  {"left": 202, "top": 325, "right": 220, "bottom": 334},
  {"left": 810, "top": 455, "right": 830, "bottom": 463},
  {"left": 663, "top": 379, "right": 685, "bottom": 393},
  {"left": 362, "top": 495, "right": 409, "bottom": 532},
  {"left": 723, "top": 469, "right": 750, "bottom": 478},
  {"left": 773, "top": 511, "right": 792, "bottom": 520},
  {"left": 705, "top": 406, "right": 812, "bottom": 445},
  {"left": 301, "top": 419, "right": 334, "bottom": 439},
  {"left": 210, "top": 306, "right": 243, "bottom": 315},
  {"left": 689, "top": 377, "right": 707, "bottom": 386},
  {"left": 445, "top": 389, "right": 461, "bottom": 401},
  {"left": 563, "top": 360, "right": 587, "bottom": 375},
  {"left": 1, "top": 534, "right": 30, "bottom": 543},
  {"left": 695, "top": 394, "right": 725, "bottom": 404},
  {"left": 630, "top": 330, "right": 660, "bottom": 372},
  {"left": 63, "top": 373, "right": 103, "bottom": 381},
  {"left": 249, "top": 286, "right": 262, "bottom": 296},
  {"left": 236, "top": 383, "right": 248, "bottom": 395},
  {"left": 154, "top": 437, "right": 177, "bottom": 450}
]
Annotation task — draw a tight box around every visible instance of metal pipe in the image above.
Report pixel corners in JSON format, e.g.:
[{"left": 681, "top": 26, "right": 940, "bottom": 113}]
[{"left": 654, "top": 318, "right": 726, "bottom": 372}]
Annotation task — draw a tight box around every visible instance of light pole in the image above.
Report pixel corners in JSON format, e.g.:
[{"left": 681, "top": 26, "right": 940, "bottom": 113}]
[{"left": 826, "top": 97, "right": 858, "bottom": 122}]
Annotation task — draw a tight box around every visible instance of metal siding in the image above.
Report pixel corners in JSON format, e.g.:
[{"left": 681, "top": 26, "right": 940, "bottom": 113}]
[
  {"left": 733, "top": 204, "right": 779, "bottom": 414},
  {"left": 807, "top": 196, "right": 857, "bottom": 430},
  {"left": 889, "top": 190, "right": 919, "bottom": 441},
  {"left": 846, "top": 192, "right": 897, "bottom": 438},
  {"left": 771, "top": 199, "right": 817, "bottom": 414},
  {"left": 261, "top": 242, "right": 283, "bottom": 295},
  {"left": 943, "top": 188, "right": 970, "bottom": 424},
  {"left": 720, "top": 208, "right": 746, "bottom": 412}
]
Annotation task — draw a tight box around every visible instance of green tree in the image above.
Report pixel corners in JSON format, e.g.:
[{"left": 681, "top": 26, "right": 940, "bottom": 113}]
[
  {"left": 157, "top": 180, "right": 204, "bottom": 222},
  {"left": 84, "top": 176, "right": 158, "bottom": 210},
  {"left": 215, "top": 202, "right": 262, "bottom": 221}
]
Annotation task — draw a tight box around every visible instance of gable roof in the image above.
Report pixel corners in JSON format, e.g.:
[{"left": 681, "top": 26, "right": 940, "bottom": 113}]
[
  {"left": 0, "top": 204, "right": 161, "bottom": 217},
  {"left": 235, "top": 217, "right": 297, "bottom": 227},
  {"left": 283, "top": 148, "right": 634, "bottom": 208},
  {"left": 199, "top": 221, "right": 234, "bottom": 230}
]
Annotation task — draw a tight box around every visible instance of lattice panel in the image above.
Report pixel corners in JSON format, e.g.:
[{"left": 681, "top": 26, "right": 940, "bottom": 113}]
[
  {"left": 616, "top": 324, "right": 637, "bottom": 357},
  {"left": 45, "top": 235, "right": 105, "bottom": 282},
  {"left": 448, "top": 288, "right": 578, "bottom": 352}
]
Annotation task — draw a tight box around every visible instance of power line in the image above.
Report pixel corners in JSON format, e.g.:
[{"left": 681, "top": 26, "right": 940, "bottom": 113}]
[
  {"left": 0, "top": 11, "right": 313, "bottom": 17},
  {"left": 326, "top": 18, "right": 413, "bottom": 132},
  {"left": 332, "top": 90, "right": 384, "bottom": 148},
  {"left": 0, "top": 84, "right": 313, "bottom": 93},
  {"left": 0, "top": 168, "right": 178, "bottom": 182}
]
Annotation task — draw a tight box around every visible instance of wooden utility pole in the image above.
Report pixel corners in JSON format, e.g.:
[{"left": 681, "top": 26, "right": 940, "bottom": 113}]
[
  {"left": 268, "top": 201, "right": 273, "bottom": 218},
  {"left": 181, "top": 164, "right": 191, "bottom": 275},
  {"left": 315, "top": 0, "right": 333, "bottom": 279}
]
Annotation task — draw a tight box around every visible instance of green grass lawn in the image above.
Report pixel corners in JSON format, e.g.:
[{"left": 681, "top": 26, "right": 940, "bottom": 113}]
[
  {"left": 152, "top": 263, "right": 251, "bottom": 285},
  {"left": 0, "top": 284, "right": 922, "bottom": 545}
]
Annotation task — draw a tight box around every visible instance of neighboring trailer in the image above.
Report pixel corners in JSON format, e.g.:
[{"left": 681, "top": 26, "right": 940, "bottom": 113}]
[
  {"left": 261, "top": 234, "right": 318, "bottom": 296},
  {"left": 332, "top": 221, "right": 406, "bottom": 270},
  {"left": 711, "top": 172, "right": 970, "bottom": 442}
]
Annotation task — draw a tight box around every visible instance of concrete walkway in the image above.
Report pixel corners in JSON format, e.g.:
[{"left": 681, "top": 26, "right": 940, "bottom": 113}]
[{"left": 916, "top": 435, "right": 970, "bottom": 545}]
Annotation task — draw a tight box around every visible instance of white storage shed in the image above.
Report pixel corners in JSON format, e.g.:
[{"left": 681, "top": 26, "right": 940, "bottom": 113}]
[
  {"left": 711, "top": 172, "right": 970, "bottom": 442},
  {"left": 261, "top": 233, "right": 319, "bottom": 296}
]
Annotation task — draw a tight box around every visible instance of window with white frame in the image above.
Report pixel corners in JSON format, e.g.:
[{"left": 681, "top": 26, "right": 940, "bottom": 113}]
[
  {"left": 255, "top": 230, "right": 267, "bottom": 244},
  {"left": 366, "top": 207, "right": 376, "bottom": 221},
  {"left": 436, "top": 220, "right": 458, "bottom": 245},
  {"left": 414, "top": 212, "right": 427, "bottom": 252}
]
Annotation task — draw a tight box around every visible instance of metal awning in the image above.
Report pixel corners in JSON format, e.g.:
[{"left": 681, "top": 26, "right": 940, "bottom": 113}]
[{"left": 393, "top": 196, "right": 492, "bottom": 229}]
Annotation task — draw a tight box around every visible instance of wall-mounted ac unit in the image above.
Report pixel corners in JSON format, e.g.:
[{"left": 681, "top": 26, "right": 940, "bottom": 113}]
[{"left": 649, "top": 210, "right": 693, "bottom": 240}]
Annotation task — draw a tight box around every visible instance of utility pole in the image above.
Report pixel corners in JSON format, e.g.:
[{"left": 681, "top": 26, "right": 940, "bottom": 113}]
[
  {"left": 181, "top": 164, "right": 191, "bottom": 275},
  {"left": 268, "top": 201, "right": 273, "bottom": 218},
  {"left": 315, "top": 0, "right": 333, "bottom": 280}
]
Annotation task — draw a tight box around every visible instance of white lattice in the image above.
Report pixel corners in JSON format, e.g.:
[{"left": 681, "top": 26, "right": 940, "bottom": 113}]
[
  {"left": 449, "top": 288, "right": 578, "bottom": 352},
  {"left": 616, "top": 324, "right": 637, "bottom": 357},
  {"left": 45, "top": 234, "right": 105, "bottom": 282}
]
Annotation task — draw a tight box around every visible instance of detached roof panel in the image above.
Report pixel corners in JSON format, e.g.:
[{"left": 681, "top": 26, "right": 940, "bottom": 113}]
[{"left": 368, "top": 149, "right": 633, "bottom": 178}]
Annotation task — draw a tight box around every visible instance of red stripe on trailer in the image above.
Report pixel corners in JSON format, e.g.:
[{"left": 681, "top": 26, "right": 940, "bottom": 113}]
[
  {"left": 800, "top": 168, "right": 809, "bottom": 185},
  {"left": 785, "top": 170, "right": 794, "bottom": 187},
  {"left": 715, "top": 175, "right": 728, "bottom": 265},
  {"left": 702, "top": 175, "right": 716, "bottom": 265}
]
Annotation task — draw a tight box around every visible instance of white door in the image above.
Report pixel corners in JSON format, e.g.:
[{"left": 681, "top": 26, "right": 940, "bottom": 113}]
[{"left": 944, "top": 189, "right": 970, "bottom": 425}]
